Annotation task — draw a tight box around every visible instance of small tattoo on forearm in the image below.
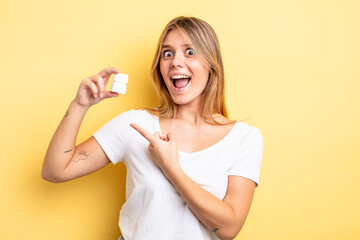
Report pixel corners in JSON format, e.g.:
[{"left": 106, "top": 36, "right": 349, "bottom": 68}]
[
  {"left": 64, "top": 149, "right": 73, "bottom": 153},
  {"left": 65, "top": 111, "right": 69, "bottom": 117},
  {"left": 74, "top": 151, "right": 89, "bottom": 162},
  {"left": 212, "top": 228, "right": 219, "bottom": 232}
]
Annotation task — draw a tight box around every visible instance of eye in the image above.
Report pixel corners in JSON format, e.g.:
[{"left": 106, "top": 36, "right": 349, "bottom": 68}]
[
  {"left": 163, "top": 50, "right": 173, "bottom": 58},
  {"left": 185, "top": 48, "right": 195, "bottom": 56}
]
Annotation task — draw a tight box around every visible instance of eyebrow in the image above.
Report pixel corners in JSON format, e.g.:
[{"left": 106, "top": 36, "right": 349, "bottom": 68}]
[{"left": 161, "top": 44, "right": 190, "bottom": 49}]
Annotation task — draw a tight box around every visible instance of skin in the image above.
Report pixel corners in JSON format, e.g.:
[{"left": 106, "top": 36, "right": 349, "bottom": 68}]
[
  {"left": 160, "top": 29, "right": 209, "bottom": 107},
  {"left": 42, "top": 29, "right": 256, "bottom": 240},
  {"left": 42, "top": 67, "right": 119, "bottom": 183}
]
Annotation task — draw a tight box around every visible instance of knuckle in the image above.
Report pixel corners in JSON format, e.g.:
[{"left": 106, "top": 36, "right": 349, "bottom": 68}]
[
  {"left": 93, "top": 76, "right": 101, "bottom": 82},
  {"left": 87, "top": 77, "right": 97, "bottom": 83},
  {"left": 82, "top": 78, "right": 91, "bottom": 84}
]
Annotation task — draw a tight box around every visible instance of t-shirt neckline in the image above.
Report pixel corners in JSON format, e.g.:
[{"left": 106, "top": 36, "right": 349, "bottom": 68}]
[{"left": 150, "top": 112, "right": 239, "bottom": 156}]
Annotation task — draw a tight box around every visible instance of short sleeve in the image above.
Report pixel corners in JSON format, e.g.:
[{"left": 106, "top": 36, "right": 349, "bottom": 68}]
[
  {"left": 93, "top": 110, "right": 131, "bottom": 165},
  {"left": 228, "top": 128, "right": 264, "bottom": 187}
]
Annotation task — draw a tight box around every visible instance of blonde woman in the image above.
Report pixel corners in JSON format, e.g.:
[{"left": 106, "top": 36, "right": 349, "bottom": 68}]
[{"left": 42, "top": 16, "right": 263, "bottom": 240}]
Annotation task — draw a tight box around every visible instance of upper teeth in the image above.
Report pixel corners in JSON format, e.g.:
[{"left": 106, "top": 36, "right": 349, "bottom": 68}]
[{"left": 171, "top": 75, "right": 190, "bottom": 80}]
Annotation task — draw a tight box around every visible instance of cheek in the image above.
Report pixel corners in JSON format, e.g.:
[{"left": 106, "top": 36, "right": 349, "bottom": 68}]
[
  {"left": 198, "top": 66, "right": 210, "bottom": 90},
  {"left": 190, "top": 60, "right": 209, "bottom": 77},
  {"left": 196, "top": 68, "right": 210, "bottom": 87},
  {"left": 159, "top": 60, "right": 171, "bottom": 89},
  {"left": 159, "top": 56, "right": 171, "bottom": 74}
]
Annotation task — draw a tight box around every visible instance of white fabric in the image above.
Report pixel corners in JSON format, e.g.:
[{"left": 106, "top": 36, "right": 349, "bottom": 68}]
[{"left": 93, "top": 109, "right": 263, "bottom": 240}]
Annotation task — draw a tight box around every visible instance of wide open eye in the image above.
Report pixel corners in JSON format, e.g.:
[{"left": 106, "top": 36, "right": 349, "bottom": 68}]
[
  {"left": 163, "top": 50, "right": 173, "bottom": 58},
  {"left": 185, "top": 48, "right": 195, "bottom": 56}
]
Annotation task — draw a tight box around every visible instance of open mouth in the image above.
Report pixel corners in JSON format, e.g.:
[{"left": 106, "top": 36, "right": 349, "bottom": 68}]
[{"left": 171, "top": 74, "right": 191, "bottom": 89}]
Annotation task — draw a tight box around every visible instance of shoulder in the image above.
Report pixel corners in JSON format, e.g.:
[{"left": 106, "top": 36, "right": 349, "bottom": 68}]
[
  {"left": 234, "top": 121, "right": 261, "bottom": 133},
  {"left": 212, "top": 114, "right": 234, "bottom": 125},
  {"left": 105, "top": 109, "right": 159, "bottom": 129},
  {"left": 111, "top": 109, "right": 156, "bottom": 121},
  {"left": 127, "top": 109, "right": 158, "bottom": 121},
  {"left": 99, "top": 109, "right": 155, "bottom": 129},
  {"left": 126, "top": 109, "right": 159, "bottom": 130},
  {"left": 212, "top": 114, "right": 262, "bottom": 138},
  {"left": 231, "top": 121, "right": 263, "bottom": 145}
]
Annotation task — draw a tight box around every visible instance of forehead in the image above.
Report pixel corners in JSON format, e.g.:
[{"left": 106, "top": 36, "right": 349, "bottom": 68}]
[{"left": 162, "top": 28, "right": 191, "bottom": 47}]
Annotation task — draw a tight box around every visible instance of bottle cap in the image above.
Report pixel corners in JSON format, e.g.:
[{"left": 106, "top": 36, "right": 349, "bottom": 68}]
[{"left": 113, "top": 73, "right": 128, "bottom": 84}]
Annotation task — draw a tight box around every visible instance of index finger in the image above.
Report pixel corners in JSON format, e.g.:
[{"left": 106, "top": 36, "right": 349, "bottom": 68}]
[
  {"left": 130, "top": 123, "right": 154, "bottom": 143},
  {"left": 99, "top": 67, "right": 121, "bottom": 77}
]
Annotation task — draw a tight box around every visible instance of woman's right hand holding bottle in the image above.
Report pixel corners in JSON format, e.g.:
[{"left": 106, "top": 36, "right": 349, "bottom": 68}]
[
  {"left": 73, "top": 67, "right": 121, "bottom": 109},
  {"left": 42, "top": 67, "right": 121, "bottom": 183}
]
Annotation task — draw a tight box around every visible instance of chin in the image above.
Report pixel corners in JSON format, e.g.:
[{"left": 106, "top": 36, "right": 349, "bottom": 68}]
[
  {"left": 171, "top": 95, "right": 201, "bottom": 106},
  {"left": 170, "top": 96, "right": 188, "bottom": 105},
  {"left": 172, "top": 98, "right": 188, "bottom": 105}
]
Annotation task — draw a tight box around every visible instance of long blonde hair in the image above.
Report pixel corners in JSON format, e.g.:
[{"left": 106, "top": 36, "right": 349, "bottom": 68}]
[{"left": 148, "top": 16, "right": 229, "bottom": 124}]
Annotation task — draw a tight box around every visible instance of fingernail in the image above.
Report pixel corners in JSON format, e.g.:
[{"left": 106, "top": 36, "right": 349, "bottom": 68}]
[{"left": 100, "top": 93, "right": 103, "bottom": 98}]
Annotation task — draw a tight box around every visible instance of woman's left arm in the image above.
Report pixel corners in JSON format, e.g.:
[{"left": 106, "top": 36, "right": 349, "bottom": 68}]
[
  {"left": 166, "top": 168, "right": 256, "bottom": 240},
  {"left": 130, "top": 123, "right": 257, "bottom": 240}
]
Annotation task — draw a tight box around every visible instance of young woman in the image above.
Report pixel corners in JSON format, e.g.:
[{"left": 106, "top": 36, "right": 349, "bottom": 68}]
[{"left": 42, "top": 16, "right": 263, "bottom": 240}]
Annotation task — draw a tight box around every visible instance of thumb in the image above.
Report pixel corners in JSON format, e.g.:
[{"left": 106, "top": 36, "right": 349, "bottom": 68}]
[
  {"left": 104, "top": 91, "right": 119, "bottom": 99},
  {"left": 155, "top": 132, "right": 169, "bottom": 141},
  {"left": 159, "top": 132, "right": 168, "bottom": 141},
  {"left": 167, "top": 133, "right": 176, "bottom": 142}
]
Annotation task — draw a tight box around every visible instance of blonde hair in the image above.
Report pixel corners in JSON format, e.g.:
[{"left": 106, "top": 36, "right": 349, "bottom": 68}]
[{"left": 148, "top": 16, "right": 230, "bottom": 124}]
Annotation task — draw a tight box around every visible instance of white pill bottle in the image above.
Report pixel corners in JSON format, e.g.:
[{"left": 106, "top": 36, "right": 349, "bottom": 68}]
[{"left": 111, "top": 73, "right": 128, "bottom": 94}]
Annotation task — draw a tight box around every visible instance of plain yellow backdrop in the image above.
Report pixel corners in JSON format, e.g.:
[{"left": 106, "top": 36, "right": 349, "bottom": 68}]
[{"left": 1, "top": 0, "right": 359, "bottom": 239}]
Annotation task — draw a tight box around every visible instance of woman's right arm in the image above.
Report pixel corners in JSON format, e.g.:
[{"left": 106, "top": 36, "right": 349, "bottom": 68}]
[{"left": 41, "top": 67, "right": 120, "bottom": 183}]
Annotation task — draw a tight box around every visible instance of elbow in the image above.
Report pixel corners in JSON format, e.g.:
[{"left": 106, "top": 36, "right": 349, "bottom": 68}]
[
  {"left": 218, "top": 230, "right": 241, "bottom": 240},
  {"left": 41, "top": 173, "right": 62, "bottom": 183},
  {"left": 215, "top": 222, "right": 244, "bottom": 240},
  {"left": 41, "top": 168, "right": 66, "bottom": 183},
  {"left": 217, "top": 230, "right": 241, "bottom": 240}
]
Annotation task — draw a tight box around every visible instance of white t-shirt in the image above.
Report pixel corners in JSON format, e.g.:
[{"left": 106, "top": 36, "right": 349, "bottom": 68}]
[{"left": 93, "top": 109, "right": 263, "bottom": 240}]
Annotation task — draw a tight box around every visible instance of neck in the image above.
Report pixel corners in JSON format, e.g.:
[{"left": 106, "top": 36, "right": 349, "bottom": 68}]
[{"left": 174, "top": 102, "right": 204, "bottom": 125}]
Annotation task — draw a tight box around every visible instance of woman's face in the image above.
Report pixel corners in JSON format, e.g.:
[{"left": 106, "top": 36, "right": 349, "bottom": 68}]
[{"left": 160, "top": 28, "right": 210, "bottom": 107}]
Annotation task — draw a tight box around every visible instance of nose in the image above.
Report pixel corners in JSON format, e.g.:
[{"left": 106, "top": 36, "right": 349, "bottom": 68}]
[{"left": 171, "top": 52, "right": 184, "bottom": 68}]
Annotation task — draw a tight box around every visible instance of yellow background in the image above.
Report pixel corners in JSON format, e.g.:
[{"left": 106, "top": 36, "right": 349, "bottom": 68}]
[{"left": 1, "top": 0, "right": 359, "bottom": 239}]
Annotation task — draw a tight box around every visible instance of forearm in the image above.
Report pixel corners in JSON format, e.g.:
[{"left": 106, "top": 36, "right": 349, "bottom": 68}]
[
  {"left": 165, "top": 169, "right": 241, "bottom": 239},
  {"left": 42, "top": 100, "right": 89, "bottom": 182}
]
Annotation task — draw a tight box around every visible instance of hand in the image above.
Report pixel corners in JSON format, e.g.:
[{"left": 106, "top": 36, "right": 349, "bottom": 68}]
[
  {"left": 74, "top": 67, "right": 121, "bottom": 108},
  {"left": 130, "top": 123, "right": 181, "bottom": 177}
]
